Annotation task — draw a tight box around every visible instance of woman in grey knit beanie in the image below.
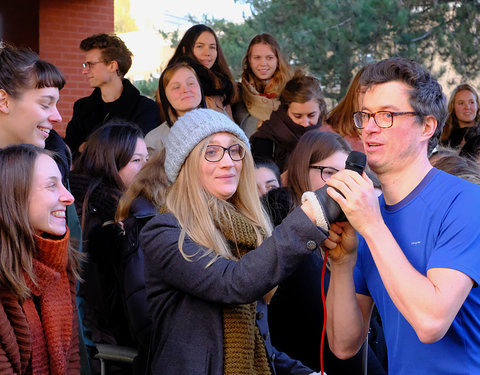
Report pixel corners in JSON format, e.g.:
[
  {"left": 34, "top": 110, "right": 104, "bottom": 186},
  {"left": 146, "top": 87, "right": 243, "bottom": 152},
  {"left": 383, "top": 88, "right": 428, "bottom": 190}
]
[{"left": 140, "top": 108, "right": 325, "bottom": 375}]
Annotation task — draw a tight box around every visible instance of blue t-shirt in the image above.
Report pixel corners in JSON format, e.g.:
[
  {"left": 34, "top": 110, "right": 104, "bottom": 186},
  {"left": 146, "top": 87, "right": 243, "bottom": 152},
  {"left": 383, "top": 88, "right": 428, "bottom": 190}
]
[{"left": 354, "top": 168, "right": 480, "bottom": 375}]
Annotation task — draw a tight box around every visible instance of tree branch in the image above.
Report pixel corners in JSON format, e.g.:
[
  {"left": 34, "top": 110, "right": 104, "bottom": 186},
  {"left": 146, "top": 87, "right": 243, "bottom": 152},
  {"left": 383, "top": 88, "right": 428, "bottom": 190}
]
[{"left": 329, "top": 17, "right": 352, "bottom": 29}]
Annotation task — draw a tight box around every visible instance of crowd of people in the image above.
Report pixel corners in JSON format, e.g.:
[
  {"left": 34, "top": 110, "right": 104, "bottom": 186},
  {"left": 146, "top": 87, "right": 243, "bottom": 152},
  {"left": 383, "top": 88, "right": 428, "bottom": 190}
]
[{"left": 0, "top": 24, "right": 480, "bottom": 375}]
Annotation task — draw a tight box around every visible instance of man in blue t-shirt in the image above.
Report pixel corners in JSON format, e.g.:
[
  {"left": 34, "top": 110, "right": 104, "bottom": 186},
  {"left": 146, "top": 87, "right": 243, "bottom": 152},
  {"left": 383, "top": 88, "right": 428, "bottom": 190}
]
[{"left": 324, "top": 57, "right": 480, "bottom": 375}]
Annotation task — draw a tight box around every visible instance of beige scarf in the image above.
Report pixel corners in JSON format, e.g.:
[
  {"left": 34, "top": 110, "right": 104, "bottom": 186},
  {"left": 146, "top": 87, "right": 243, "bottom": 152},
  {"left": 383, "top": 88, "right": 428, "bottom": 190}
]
[{"left": 241, "top": 79, "right": 280, "bottom": 123}]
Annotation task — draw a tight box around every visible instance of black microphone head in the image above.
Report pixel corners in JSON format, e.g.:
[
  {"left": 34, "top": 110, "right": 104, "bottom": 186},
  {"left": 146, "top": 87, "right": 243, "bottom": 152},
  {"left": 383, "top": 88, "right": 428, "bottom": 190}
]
[{"left": 345, "top": 151, "right": 367, "bottom": 174}]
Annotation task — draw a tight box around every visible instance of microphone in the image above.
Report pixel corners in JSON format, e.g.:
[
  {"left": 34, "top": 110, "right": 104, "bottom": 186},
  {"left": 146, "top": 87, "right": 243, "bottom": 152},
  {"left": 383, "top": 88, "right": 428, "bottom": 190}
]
[{"left": 312, "top": 151, "right": 367, "bottom": 226}]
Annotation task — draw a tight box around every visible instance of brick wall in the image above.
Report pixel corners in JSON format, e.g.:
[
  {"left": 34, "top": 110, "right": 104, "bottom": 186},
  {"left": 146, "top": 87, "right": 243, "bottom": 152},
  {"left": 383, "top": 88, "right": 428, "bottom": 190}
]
[{"left": 39, "top": 0, "right": 114, "bottom": 137}]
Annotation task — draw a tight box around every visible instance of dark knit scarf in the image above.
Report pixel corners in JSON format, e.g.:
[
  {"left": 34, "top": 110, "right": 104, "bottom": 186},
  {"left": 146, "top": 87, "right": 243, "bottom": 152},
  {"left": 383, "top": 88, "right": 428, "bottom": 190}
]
[
  {"left": 214, "top": 208, "right": 272, "bottom": 375},
  {"left": 23, "top": 229, "right": 74, "bottom": 375},
  {"left": 252, "top": 106, "right": 322, "bottom": 149},
  {"left": 251, "top": 107, "right": 323, "bottom": 171},
  {"left": 185, "top": 58, "right": 234, "bottom": 106}
]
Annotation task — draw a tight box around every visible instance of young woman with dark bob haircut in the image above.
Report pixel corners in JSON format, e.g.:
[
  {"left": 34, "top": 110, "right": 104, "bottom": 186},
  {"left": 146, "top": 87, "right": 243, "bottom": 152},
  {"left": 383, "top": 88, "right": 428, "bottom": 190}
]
[
  {"left": 0, "top": 144, "right": 81, "bottom": 373},
  {"left": 251, "top": 73, "right": 328, "bottom": 172},
  {"left": 234, "top": 33, "right": 293, "bottom": 136},
  {"left": 140, "top": 108, "right": 328, "bottom": 375},
  {"left": 166, "top": 24, "right": 238, "bottom": 119},
  {"left": 0, "top": 43, "right": 65, "bottom": 150}
]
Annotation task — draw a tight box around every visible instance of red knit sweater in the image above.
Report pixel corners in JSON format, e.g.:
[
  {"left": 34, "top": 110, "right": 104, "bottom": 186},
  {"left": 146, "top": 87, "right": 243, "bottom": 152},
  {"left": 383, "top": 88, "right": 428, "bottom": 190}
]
[{"left": 0, "top": 230, "right": 80, "bottom": 374}]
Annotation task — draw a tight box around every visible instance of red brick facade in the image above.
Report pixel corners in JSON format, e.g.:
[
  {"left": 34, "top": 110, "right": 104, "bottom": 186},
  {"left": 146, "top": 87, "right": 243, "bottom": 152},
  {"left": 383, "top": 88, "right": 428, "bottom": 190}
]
[{"left": 39, "top": 0, "right": 114, "bottom": 136}]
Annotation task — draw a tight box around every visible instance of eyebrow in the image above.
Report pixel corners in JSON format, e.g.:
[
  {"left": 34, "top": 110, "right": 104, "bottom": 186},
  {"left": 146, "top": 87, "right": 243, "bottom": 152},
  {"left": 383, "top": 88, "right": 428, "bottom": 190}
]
[
  {"left": 265, "top": 179, "right": 278, "bottom": 184},
  {"left": 362, "top": 104, "right": 402, "bottom": 112},
  {"left": 292, "top": 111, "right": 318, "bottom": 115},
  {"left": 41, "top": 95, "right": 58, "bottom": 102}
]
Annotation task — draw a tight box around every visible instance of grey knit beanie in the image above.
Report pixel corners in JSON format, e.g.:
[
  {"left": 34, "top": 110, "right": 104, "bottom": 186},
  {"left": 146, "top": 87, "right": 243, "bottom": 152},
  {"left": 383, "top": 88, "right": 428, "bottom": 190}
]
[{"left": 164, "top": 108, "right": 250, "bottom": 183}]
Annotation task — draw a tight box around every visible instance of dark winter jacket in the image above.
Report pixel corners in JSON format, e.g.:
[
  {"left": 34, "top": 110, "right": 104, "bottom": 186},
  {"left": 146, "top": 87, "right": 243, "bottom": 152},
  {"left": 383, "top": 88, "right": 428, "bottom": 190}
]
[
  {"left": 250, "top": 108, "right": 322, "bottom": 172},
  {"left": 93, "top": 196, "right": 156, "bottom": 375},
  {"left": 65, "top": 79, "right": 160, "bottom": 156},
  {"left": 69, "top": 174, "right": 125, "bottom": 346},
  {"left": 116, "top": 197, "right": 155, "bottom": 352},
  {"left": 140, "top": 207, "right": 328, "bottom": 375}
]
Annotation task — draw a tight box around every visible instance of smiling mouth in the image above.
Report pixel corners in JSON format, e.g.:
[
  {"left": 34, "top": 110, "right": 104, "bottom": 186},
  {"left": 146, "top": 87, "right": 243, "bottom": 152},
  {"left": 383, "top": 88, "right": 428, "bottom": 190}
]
[
  {"left": 51, "top": 210, "right": 66, "bottom": 218},
  {"left": 38, "top": 126, "right": 51, "bottom": 135}
]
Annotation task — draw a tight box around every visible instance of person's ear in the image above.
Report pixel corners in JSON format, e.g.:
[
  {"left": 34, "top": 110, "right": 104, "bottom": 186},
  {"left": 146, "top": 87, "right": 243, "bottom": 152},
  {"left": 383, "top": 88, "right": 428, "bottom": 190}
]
[
  {"left": 0, "top": 89, "right": 10, "bottom": 114},
  {"left": 422, "top": 115, "right": 437, "bottom": 140},
  {"left": 108, "top": 60, "right": 120, "bottom": 75}
]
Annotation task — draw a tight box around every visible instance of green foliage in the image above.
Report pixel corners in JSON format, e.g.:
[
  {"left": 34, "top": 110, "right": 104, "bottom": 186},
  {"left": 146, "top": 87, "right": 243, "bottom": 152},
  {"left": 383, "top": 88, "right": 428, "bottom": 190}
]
[
  {"left": 159, "top": 0, "right": 480, "bottom": 101},
  {"left": 133, "top": 75, "right": 159, "bottom": 100}
]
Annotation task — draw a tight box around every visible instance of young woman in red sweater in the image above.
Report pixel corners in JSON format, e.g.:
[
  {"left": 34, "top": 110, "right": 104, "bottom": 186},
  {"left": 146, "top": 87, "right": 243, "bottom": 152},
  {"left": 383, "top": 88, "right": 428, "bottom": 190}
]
[{"left": 0, "top": 144, "right": 81, "bottom": 374}]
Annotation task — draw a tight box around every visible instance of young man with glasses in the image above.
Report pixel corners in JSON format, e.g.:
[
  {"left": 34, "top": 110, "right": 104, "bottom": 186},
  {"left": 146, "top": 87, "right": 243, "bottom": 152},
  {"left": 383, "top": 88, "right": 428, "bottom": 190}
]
[
  {"left": 65, "top": 33, "right": 159, "bottom": 158},
  {"left": 324, "top": 57, "right": 480, "bottom": 374}
]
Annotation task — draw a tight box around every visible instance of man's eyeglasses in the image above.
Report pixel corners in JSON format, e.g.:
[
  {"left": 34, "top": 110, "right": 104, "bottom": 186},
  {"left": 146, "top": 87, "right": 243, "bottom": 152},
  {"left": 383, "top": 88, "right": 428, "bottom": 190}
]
[
  {"left": 82, "top": 60, "right": 106, "bottom": 70},
  {"left": 309, "top": 166, "right": 339, "bottom": 182},
  {"left": 204, "top": 144, "right": 246, "bottom": 162},
  {"left": 353, "top": 111, "right": 420, "bottom": 129}
]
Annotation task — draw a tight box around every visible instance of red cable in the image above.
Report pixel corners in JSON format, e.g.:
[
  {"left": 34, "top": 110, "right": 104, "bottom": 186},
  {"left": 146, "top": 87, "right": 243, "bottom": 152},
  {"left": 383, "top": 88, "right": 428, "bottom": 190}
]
[{"left": 320, "top": 249, "right": 329, "bottom": 375}]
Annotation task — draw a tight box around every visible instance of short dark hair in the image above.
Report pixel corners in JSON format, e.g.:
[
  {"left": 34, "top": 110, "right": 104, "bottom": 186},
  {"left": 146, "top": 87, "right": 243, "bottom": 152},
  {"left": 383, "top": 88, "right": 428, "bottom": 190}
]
[
  {"left": 0, "top": 43, "right": 65, "bottom": 98},
  {"left": 254, "top": 158, "right": 281, "bottom": 186},
  {"left": 80, "top": 33, "right": 133, "bottom": 77},
  {"left": 360, "top": 57, "right": 447, "bottom": 154}
]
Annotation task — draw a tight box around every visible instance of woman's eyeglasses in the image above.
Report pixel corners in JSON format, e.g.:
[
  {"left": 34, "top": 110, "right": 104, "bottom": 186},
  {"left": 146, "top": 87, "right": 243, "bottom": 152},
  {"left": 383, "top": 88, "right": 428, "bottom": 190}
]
[
  {"left": 309, "top": 165, "right": 339, "bottom": 182},
  {"left": 204, "top": 144, "right": 246, "bottom": 162}
]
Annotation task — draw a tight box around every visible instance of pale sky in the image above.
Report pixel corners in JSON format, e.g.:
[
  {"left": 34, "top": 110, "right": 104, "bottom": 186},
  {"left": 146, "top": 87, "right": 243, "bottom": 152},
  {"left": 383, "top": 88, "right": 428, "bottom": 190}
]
[
  {"left": 130, "top": 0, "right": 252, "bottom": 32},
  {"left": 121, "top": 1, "right": 252, "bottom": 81}
]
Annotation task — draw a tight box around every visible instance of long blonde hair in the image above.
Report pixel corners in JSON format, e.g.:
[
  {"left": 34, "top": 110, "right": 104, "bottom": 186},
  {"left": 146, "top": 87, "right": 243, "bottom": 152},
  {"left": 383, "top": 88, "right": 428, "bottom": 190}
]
[{"left": 166, "top": 134, "right": 272, "bottom": 263}]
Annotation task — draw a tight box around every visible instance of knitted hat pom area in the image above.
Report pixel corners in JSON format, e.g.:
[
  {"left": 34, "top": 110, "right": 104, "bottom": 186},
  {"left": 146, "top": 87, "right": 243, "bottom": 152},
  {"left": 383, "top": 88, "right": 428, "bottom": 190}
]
[{"left": 164, "top": 109, "right": 250, "bottom": 183}]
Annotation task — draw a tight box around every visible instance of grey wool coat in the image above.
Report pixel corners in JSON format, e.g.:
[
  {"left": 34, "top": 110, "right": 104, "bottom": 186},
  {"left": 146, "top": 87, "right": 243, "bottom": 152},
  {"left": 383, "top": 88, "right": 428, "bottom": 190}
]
[{"left": 140, "top": 206, "right": 328, "bottom": 375}]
